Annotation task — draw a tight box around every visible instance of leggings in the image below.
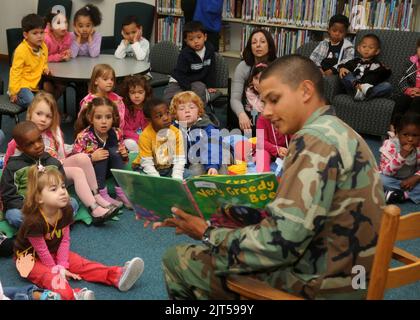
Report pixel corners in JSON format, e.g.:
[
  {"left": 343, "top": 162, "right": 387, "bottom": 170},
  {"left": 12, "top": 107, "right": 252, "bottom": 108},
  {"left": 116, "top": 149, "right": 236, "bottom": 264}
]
[
  {"left": 93, "top": 146, "right": 126, "bottom": 189},
  {"left": 63, "top": 153, "right": 99, "bottom": 208}
]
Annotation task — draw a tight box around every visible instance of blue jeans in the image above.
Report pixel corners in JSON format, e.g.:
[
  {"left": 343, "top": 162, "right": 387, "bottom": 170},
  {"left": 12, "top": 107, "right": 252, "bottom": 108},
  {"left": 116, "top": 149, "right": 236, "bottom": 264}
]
[
  {"left": 16, "top": 88, "right": 35, "bottom": 109},
  {"left": 341, "top": 73, "right": 392, "bottom": 99},
  {"left": 3, "top": 285, "right": 41, "bottom": 300},
  {"left": 380, "top": 174, "right": 420, "bottom": 204},
  {"left": 5, "top": 197, "right": 79, "bottom": 229}
]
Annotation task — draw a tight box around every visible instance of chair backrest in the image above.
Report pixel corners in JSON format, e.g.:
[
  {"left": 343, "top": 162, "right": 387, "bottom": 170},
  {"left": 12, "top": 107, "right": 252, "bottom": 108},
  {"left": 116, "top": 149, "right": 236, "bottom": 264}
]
[
  {"left": 295, "top": 41, "right": 320, "bottom": 58},
  {"left": 6, "top": 28, "right": 24, "bottom": 66},
  {"left": 114, "top": 2, "right": 155, "bottom": 44},
  {"left": 37, "top": 0, "right": 72, "bottom": 20},
  {"left": 367, "top": 205, "right": 420, "bottom": 300},
  {"left": 149, "top": 41, "right": 179, "bottom": 75},
  {"left": 354, "top": 30, "right": 420, "bottom": 90},
  {"left": 213, "top": 53, "right": 229, "bottom": 88}
]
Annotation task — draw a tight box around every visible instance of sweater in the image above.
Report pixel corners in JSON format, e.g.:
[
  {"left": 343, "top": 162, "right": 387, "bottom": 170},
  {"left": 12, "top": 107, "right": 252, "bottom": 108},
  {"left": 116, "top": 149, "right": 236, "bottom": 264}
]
[
  {"left": 8, "top": 40, "right": 49, "bottom": 96},
  {"left": 123, "top": 108, "right": 149, "bottom": 142},
  {"left": 256, "top": 115, "right": 291, "bottom": 157},
  {"left": 310, "top": 38, "right": 354, "bottom": 73},
  {"left": 70, "top": 31, "right": 101, "bottom": 58},
  {"left": 230, "top": 61, "right": 252, "bottom": 116},
  {"left": 114, "top": 38, "right": 150, "bottom": 61},
  {"left": 338, "top": 56, "right": 392, "bottom": 86},
  {"left": 171, "top": 42, "right": 216, "bottom": 90},
  {"left": 44, "top": 27, "right": 72, "bottom": 62}
]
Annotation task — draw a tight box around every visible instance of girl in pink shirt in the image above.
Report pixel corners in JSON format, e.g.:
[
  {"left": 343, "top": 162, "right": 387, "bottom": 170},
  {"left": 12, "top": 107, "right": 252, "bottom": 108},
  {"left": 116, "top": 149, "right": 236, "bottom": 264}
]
[
  {"left": 44, "top": 10, "right": 72, "bottom": 62},
  {"left": 119, "top": 75, "right": 151, "bottom": 152},
  {"left": 78, "top": 64, "right": 126, "bottom": 129},
  {"left": 14, "top": 165, "right": 144, "bottom": 300}
]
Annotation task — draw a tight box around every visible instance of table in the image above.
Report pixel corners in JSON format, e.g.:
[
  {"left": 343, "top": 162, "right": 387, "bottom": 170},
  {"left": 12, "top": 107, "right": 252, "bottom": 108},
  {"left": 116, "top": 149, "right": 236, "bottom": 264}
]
[{"left": 48, "top": 55, "right": 150, "bottom": 114}]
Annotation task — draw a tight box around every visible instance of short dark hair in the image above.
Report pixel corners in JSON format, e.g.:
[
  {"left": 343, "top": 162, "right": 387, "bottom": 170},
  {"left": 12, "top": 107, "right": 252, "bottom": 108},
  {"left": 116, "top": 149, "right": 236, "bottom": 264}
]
[
  {"left": 74, "top": 4, "right": 102, "bottom": 26},
  {"left": 183, "top": 21, "right": 206, "bottom": 40},
  {"left": 143, "top": 97, "right": 168, "bottom": 119},
  {"left": 360, "top": 33, "right": 381, "bottom": 49},
  {"left": 328, "top": 14, "right": 350, "bottom": 29},
  {"left": 22, "top": 14, "right": 46, "bottom": 32},
  {"left": 242, "top": 29, "right": 277, "bottom": 67},
  {"left": 261, "top": 55, "right": 324, "bottom": 99},
  {"left": 122, "top": 15, "right": 140, "bottom": 28},
  {"left": 396, "top": 111, "right": 420, "bottom": 132},
  {"left": 13, "top": 121, "right": 38, "bottom": 146}
]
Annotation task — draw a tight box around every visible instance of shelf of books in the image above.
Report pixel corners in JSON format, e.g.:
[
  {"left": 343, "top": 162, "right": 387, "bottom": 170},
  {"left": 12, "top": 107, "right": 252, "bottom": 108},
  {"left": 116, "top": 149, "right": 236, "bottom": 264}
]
[{"left": 155, "top": 0, "right": 184, "bottom": 48}]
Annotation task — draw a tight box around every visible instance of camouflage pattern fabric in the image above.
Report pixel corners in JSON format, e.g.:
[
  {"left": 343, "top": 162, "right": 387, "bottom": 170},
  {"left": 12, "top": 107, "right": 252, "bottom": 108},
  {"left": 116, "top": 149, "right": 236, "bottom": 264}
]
[{"left": 162, "top": 106, "right": 384, "bottom": 300}]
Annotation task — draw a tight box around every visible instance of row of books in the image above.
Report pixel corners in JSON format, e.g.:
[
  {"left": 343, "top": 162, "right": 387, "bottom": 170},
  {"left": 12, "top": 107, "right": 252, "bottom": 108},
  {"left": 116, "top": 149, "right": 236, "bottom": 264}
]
[
  {"left": 239, "top": 25, "right": 311, "bottom": 57},
  {"left": 156, "top": 0, "right": 183, "bottom": 15},
  {"left": 222, "top": 0, "right": 414, "bottom": 31},
  {"left": 156, "top": 16, "right": 185, "bottom": 48},
  {"left": 344, "top": 0, "right": 414, "bottom": 31},
  {"left": 223, "top": 0, "right": 339, "bottom": 28}
]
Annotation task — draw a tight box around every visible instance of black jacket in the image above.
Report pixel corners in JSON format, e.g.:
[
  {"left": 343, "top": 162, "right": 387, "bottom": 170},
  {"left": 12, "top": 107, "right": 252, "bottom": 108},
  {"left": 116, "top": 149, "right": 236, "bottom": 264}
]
[
  {"left": 0, "top": 152, "right": 65, "bottom": 211},
  {"left": 171, "top": 42, "right": 216, "bottom": 90},
  {"left": 339, "top": 57, "right": 392, "bottom": 86}
]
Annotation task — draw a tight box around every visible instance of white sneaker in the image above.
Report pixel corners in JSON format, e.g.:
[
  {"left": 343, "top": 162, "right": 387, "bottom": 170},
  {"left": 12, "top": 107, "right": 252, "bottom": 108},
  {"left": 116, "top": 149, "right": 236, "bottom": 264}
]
[
  {"left": 359, "top": 83, "right": 374, "bottom": 96},
  {"left": 73, "top": 288, "right": 95, "bottom": 300},
  {"left": 354, "top": 88, "right": 365, "bottom": 101},
  {"left": 118, "top": 257, "right": 144, "bottom": 292}
]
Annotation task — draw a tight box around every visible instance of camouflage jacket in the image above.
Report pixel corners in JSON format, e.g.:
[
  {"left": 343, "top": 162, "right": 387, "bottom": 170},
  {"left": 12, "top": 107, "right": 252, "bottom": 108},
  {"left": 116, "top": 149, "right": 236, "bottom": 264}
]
[{"left": 209, "top": 106, "right": 384, "bottom": 299}]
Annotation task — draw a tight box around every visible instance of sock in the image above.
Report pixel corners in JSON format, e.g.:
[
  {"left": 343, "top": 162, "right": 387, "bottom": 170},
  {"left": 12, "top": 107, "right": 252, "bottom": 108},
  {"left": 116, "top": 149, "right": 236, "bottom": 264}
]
[{"left": 404, "top": 191, "right": 409, "bottom": 200}]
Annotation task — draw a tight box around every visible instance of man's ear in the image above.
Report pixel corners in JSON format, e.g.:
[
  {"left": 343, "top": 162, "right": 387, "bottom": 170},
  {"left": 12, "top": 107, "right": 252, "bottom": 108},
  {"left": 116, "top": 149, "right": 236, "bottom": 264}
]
[{"left": 301, "top": 80, "right": 315, "bottom": 103}]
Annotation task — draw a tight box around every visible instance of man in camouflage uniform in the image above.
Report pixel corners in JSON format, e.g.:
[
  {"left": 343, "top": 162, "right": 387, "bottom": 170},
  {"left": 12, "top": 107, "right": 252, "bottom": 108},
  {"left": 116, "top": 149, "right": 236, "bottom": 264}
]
[{"left": 159, "top": 55, "right": 385, "bottom": 299}]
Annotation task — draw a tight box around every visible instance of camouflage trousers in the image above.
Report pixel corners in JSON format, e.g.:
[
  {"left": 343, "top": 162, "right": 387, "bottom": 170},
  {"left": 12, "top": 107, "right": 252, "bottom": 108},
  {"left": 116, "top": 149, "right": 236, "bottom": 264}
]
[{"left": 162, "top": 244, "right": 238, "bottom": 300}]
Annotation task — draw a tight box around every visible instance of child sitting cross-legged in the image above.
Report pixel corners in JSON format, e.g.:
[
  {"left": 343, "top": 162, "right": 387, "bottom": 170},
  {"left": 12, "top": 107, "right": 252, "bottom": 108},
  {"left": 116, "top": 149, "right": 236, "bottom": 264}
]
[
  {"left": 13, "top": 165, "right": 144, "bottom": 300},
  {"left": 132, "top": 98, "right": 186, "bottom": 179},
  {"left": 170, "top": 91, "right": 226, "bottom": 177},
  {"left": 380, "top": 111, "right": 420, "bottom": 204}
]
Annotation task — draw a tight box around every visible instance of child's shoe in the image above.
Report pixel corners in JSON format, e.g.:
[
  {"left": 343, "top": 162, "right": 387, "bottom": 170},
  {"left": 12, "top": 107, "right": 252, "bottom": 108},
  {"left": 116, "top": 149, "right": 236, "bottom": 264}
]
[
  {"left": 99, "top": 187, "right": 123, "bottom": 209},
  {"left": 39, "top": 290, "right": 61, "bottom": 300},
  {"left": 118, "top": 257, "right": 144, "bottom": 292},
  {"left": 73, "top": 288, "right": 95, "bottom": 300},
  {"left": 359, "top": 83, "right": 374, "bottom": 99},
  {"left": 354, "top": 88, "right": 365, "bottom": 101},
  {"left": 90, "top": 204, "right": 120, "bottom": 226},
  {"left": 385, "top": 190, "right": 406, "bottom": 204},
  {"left": 115, "top": 186, "right": 134, "bottom": 210}
]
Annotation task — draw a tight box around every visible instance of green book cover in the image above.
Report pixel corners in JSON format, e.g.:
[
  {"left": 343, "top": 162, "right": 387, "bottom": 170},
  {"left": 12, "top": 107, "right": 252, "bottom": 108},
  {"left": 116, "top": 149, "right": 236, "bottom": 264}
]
[{"left": 111, "top": 169, "right": 278, "bottom": 221}]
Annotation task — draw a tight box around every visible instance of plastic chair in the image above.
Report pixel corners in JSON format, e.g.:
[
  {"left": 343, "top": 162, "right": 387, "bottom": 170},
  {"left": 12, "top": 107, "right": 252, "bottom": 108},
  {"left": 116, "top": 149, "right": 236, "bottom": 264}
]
[
  {"left": 37, "top": 0, "right": 72, "bottom": 20},
  {"left": 148, "top": 41, "right": 179, "bottom": 88},
  {"left": 227, "top": 205, "right": 420, "bottom": 300},
  {"left": 0, "top": 79, "right": 25, "bottom": 130},
  {"left": 101, "top": 2, "right": 155, "bottom": 53}
]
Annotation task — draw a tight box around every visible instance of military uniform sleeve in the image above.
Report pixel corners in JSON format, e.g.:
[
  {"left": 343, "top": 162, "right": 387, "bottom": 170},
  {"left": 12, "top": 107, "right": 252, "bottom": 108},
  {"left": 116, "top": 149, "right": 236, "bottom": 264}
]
[{"left": 208, "top": 134, "right": 340, "bottom": 274}]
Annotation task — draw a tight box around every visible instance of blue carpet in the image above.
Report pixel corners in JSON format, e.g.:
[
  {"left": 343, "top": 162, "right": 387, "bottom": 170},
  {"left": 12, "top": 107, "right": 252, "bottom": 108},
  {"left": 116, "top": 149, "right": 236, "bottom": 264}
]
[{"left": 0, "top": 59, "right": 419, "bottom": 299}]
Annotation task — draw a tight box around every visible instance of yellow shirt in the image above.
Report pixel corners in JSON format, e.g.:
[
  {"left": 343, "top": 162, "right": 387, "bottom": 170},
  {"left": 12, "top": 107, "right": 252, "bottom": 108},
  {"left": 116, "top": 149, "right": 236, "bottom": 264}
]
[
  {"left": 8, "top": 40, "right": 49, "bottom": 96},
  {"left": 133, "top": 124, "right": 184, "bottom": 169}
]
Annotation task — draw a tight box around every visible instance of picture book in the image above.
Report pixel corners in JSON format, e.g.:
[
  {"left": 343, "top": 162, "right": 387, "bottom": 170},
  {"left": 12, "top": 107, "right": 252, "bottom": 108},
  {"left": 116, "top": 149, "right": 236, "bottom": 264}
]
[{"left": 111, "top": 169, "right": 278, "bottom": 221}]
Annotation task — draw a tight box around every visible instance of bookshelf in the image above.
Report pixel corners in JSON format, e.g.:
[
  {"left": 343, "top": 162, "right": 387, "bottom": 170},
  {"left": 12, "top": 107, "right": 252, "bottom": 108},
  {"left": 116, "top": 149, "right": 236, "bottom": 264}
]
[{"left": 155, "top": 0, "right": 418, "bottom": 58}]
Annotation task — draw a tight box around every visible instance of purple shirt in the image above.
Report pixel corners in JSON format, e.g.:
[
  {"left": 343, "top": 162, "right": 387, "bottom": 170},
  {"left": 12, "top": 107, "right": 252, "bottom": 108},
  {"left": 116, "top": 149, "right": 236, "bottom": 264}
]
[{"left": 70, "top": 31, "right": 102, "bottom": 58}]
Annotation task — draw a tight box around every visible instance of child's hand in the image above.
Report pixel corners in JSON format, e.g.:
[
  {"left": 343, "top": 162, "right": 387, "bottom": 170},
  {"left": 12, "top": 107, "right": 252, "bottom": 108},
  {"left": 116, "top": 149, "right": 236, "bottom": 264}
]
[
  {"left": 400, "top": 175, "right": 420, "bottom": 191},
  {"left": 208, "top": 88, "right": 217, "bottom": 93},
  {"left": 74, "top": 28, "right": 82, "bottom": 43},
  {"left": 323, "top": 69, "right": 333, "bottom": 76},
  {"left": 43, "top": 68, "right": 51, "bottom": 76},
  {"left": 135, "top": 28, "right": 142, "bottom": 43},
  {"left": 207, "top": 168, "right": 218, "bottom": 175},
  {"left": 118, "top": 145, "right": 128, "bottom": 159},
  {"left": 64, "top": 269, "right": 81, "bottom": 280},
  {"left": 88, "top": 29, "right": 95, "bottom": 43},
  {"left": 400, "top": 143, "right": 414, "bottom": 158},
  {"left": 319, "top": 68, "right": 325, "bottom": 76},
  {"left": 121, "top": 30, "right": 130, "bottom": 45},
  {"left": 339, "top": 68, "right": 350, "bottom": 79},
  {"left": 10, "top": 95, "right": 17, "bottom": 103},
  {"left": 91, "top": 148, "right": 109, "bottom": 162},
  {"left": 278, "top": 147, "right": 288, "bottom": 158},
  {"left": 132, "top": 163, "right": 140, "bottom": 171},
  {"left": 62, "top": 50, "right": 72, "bottom": 61}
]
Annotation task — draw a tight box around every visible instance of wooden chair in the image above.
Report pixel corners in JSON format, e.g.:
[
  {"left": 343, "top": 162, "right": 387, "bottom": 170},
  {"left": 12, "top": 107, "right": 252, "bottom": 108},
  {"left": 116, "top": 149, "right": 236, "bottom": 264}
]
[{"left": 227, "top": 205, "right": 420, "bottom": 300}]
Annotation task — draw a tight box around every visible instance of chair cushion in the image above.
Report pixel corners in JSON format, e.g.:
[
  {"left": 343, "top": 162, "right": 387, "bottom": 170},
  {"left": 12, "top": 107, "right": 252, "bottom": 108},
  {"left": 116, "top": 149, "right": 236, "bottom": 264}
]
[
  {"left": 0, "top": 95, "right": 25, "bottom": 116},
  {"left": 209, "top": 91, "right": 223, "bottom": 102},
  {"left": 149, "top": 72, "right": 170, "bottom": 87},
  {"left": 332, "top": 94, "right": 395, "bottom": 136}
]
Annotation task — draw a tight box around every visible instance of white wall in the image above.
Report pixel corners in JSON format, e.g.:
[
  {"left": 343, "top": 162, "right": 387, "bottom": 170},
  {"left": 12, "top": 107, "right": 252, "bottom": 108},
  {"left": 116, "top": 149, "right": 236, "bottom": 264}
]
[{"left": 0, "top": 0, "right": 155, "bottom": 55}]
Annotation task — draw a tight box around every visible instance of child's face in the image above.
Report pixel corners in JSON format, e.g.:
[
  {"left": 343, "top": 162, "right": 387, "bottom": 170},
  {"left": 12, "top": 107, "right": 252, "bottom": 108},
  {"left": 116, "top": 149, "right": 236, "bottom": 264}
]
[
  {"left": 122, "top": 23, "right": 141, "bottom": 43},
  {"left": 398, "top": 124, "right": 420, "bottom": 148},
  {"left": 149, "top": 104, "right": 172, "bottom": 132},
  {"left": 30, "top": 101, "right": 53, "bottom": 132},
  {"left": 23, "top": 28, "right": 45, "bottom": 48},
  {"left": 18, "top": 128, "right": 45, "bottom": 158},
  {"left": 252, "top": 73, "right": 262, "bottom": 92},
  {"left": 91, "top": 105, "right": 114, "bottom": 135},
  {"left": 95, "top": 74, "right": 114, "bottom": 94},
  {"left": 185, "top": 31, "right": 207, "bottom": 51},
  {"left": 129, "top": 85, "right": 146, "bottom": 106},
  {"left": 74, "top": 15, "right": 93, "bottom": 38},
  {"left": 176, "top": 102, "right": 199, "bottom": 126},
  {"left": 39, "top": 178, "right": 69, "bottom": 210},
  {"left": 50, "top": 14, "right": 68, "bottom": 37},
  {"left": 357, "top": 37, "right": 380, "bottom": 60},
  {"left": 328, "top": 22, "right": 347, "bottom": 44}
]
